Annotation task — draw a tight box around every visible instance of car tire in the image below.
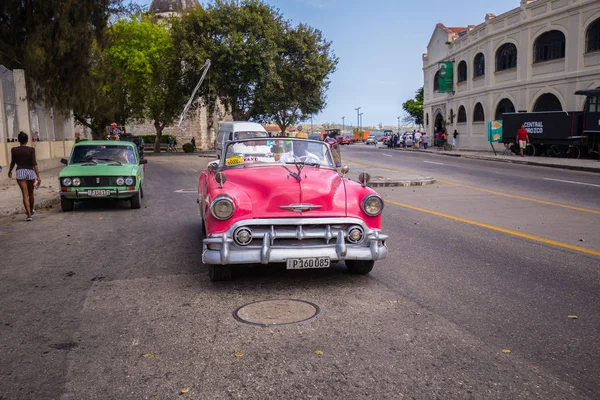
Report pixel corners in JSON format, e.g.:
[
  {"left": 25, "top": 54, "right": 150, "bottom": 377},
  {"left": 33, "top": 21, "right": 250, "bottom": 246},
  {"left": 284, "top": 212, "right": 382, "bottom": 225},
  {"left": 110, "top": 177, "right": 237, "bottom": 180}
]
[
  {"left": 140, "top": 185, "right": 144, "bottom": 199},
  {"left": 346, "top": 260, "right": 374, "bottom": 275},
  {"left": 130, "top": 190, "right": 142, "bottom": 209},
  {"left": 209, "top": 265, "right": 232, "bottom": 281},
  {"left": 61, "top": 197, "right": 74, "bottom": 212}
]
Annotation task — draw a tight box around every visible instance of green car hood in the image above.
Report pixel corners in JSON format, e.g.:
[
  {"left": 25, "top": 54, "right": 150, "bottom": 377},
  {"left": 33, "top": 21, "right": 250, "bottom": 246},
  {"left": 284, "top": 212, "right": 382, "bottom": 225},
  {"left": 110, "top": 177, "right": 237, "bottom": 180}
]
[{"left": 59, "top": 163, "right": 141, "bottom": 178}]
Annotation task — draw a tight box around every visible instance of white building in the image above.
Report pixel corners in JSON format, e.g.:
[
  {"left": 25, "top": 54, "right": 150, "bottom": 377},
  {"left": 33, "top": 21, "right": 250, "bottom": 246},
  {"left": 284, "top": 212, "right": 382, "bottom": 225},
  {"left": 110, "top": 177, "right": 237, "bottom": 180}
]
[{"left": 422, "top": 0, "right": 600, "bottom": 150}]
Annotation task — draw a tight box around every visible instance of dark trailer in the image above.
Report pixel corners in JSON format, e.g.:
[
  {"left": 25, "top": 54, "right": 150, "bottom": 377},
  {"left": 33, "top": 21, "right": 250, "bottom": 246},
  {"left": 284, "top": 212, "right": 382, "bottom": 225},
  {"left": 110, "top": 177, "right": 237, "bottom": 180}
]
[{"left": 575, "top": 89, "right": 600, "bottom": 159}]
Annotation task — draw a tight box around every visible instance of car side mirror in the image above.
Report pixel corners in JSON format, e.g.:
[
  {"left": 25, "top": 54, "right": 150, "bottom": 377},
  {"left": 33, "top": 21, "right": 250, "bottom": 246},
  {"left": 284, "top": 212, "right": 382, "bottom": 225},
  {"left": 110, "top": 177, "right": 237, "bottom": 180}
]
[
  {"left": 358, "top": 171, "right": 371, "bottom": 187},
  {"left": 207, "top": 160, "right": 219, "bottom": 172},
  {"left": 139, "top": 159, "right": 148, "bottom": 165},
  {"left": 341, "top": 165, "right": 349, "bottom": 175},
  {"left": 61, "top": 158, "right": 68, "bottom": 165}
]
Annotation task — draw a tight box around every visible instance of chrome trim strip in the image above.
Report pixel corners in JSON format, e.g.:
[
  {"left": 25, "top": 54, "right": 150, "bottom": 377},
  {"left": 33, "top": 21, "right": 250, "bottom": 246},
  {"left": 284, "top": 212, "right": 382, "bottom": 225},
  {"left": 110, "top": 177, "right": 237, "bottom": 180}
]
[{"left": 279, "top": 204, "right": 323, "bottom": 212}]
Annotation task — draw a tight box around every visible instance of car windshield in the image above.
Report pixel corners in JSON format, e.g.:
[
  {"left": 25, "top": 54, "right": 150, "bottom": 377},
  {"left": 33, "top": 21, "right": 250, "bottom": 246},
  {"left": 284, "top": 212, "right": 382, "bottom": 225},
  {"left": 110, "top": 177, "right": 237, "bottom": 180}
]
[
  {"left": 223, "top": 138, "right": 335, "bottom": 168},
  {"left": 70, "top": 145, "right": 137, "bottom": 164},
  {"left": 234, "top": 131, "right": 268, "bottom": 140}
]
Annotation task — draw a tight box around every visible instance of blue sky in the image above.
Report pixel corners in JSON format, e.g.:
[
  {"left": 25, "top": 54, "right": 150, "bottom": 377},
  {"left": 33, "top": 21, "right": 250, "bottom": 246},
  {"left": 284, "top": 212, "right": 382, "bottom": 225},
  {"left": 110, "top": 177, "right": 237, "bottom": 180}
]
[{"left": 135, "top": 0, "right": 518, "bottom": 127}]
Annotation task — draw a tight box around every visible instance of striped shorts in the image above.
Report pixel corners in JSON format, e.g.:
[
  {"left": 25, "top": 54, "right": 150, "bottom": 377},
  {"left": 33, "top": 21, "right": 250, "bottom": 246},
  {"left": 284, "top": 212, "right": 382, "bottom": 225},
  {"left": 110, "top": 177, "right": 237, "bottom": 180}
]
[{"left": 16, "top": 169, "right": 36, "bottom": 181}]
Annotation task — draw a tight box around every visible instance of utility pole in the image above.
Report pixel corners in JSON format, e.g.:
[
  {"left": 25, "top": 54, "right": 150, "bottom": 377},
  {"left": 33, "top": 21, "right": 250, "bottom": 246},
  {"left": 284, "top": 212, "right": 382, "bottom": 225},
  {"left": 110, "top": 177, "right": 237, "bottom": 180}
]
[
  {"left": 397, "top": 116, "right": 401, "bottom": 134},
  {"left": 310, "top": 115, "right": 313, "bottom": 133},
  {"left": 342, "top": 116, "right": 345, "bottom": 133},
  {"left": 355, "top": 107, "right": 361, "bottom": 136},
  {"left": 359, "top": 113, "right": 363, "bottom": 138}
]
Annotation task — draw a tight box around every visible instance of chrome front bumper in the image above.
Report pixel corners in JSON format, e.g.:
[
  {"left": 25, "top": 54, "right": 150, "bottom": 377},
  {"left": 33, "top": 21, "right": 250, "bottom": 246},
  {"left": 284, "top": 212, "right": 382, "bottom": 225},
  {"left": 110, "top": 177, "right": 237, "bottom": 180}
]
[
  {"left": 60, "top": 189, "right": 138, "bottom": 199},
  {"left": 202, "top": 217, "right": 388, "bottom": 265}
]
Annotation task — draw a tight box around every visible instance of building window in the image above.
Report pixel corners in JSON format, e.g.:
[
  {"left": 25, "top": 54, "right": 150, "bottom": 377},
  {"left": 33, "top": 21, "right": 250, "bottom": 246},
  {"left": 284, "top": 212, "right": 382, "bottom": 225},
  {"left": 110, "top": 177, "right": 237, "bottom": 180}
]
[
  {"left": 473, "top": 53, "right": 485, "bottom": 77},
  {"left": 587, "top": 96, "right": 600, "bottom": 112},
  {"left": 433, "top": 70, "right": 440, "bottom": 91},
  {"left": 586, "top": 18, "right": 600, "bottom": 53},
  {"left": 533, "top": 30, "right": 565, "bottom": 63},
  {"left": 533, "top": 93, "right": 562, "bottom": 112},
  {"left": 449, "top": 109, "right": 454, "bottom": 124},
  {"left": 426, "top": 113, "right": 429, "bottom": 125},
  {"left": 496, "top": 43, "right": 517, "bottom": 71},
  {"left": 457, "top": 61, "right": 467, "bottom": 83},
  {"left": 473, "top": 103, "right": 485, "bottom": 122},
  {"left": 495, "top": 98, "right": 515, "bottom": 120},
  {"left": 457, "top": 106, "right": 467, "bottom": 123}
]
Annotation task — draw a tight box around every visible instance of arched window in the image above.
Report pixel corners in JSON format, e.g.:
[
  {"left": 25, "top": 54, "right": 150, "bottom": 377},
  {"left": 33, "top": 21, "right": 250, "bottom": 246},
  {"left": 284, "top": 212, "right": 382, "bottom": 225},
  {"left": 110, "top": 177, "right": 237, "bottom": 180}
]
[
  {"left": 474, "top": 53, "right": 485, "bottom": 77},
  {"left": 449, "top": 109, "right": 454, "bottom": 124},
  {"left": 473, "top": 103, "right": 485, "bottom": 122},
  {"left": 495, "top": 98, "right": 515, "bottom": 120},
  {"left": 533, "top": 93, "right": 562, "bottom": 112},
  {"left": 534, "top": 30, "right": 565, "bottom": 63},
  {"left": 586, "top": 18, "right": 600, "bottom": 53},
  {"left": 496, "top": 43, "right": 517, "bottom": 71},
  {"left": 433, "top": 70, "right": 440, "bottom": 91},
  {"left": 457, "top": 106, "right": 467, "bottom": 123},
  {"left": 457, "top": 61, "right": 467, "bottom": 83}
]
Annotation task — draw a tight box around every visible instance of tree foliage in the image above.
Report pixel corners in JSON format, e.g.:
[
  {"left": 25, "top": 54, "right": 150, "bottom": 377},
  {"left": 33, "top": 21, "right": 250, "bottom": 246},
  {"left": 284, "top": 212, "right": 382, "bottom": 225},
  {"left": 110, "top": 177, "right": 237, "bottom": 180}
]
[
  {"left": 0, "top": 0, "right": 118, "bottom": 110},
  {"left": 402, "top": 87, "right": 424, "bottom": 127}
]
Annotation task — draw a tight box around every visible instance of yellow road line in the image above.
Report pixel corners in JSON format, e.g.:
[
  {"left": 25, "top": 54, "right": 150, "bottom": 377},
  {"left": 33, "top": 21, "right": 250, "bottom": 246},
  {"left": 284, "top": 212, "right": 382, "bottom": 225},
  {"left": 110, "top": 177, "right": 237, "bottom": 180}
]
[
  {"left": 385, "top": 199, "right": 600, "bottom": 257},
  {"left": 347, "top": 159, "right": 600, "bottom": 215}
]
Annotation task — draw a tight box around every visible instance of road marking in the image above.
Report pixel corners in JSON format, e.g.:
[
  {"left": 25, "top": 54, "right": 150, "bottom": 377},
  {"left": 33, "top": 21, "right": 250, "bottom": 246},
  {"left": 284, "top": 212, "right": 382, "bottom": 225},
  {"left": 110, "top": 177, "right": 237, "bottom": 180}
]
[
  {"left": 423, "top": 161, "right": 445, "bottom": 165},
  {"left": 347, "top": 158, "right": 600, "bottom": 215},
  {"left": 382, "top": 153, "right": 393, "bottom": 157},
  {"left": 385, "top": 199, "right": 600, "bottom": 257},
  {"left": 542, "top": 178, "right": 600, "bottom": 188}
]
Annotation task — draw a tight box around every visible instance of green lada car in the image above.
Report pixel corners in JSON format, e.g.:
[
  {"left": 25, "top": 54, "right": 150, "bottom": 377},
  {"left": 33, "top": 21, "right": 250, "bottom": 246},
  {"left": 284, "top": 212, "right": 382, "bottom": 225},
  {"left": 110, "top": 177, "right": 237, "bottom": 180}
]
[{"left": 59, "top": 141, "right": 147, "bottom": 211}]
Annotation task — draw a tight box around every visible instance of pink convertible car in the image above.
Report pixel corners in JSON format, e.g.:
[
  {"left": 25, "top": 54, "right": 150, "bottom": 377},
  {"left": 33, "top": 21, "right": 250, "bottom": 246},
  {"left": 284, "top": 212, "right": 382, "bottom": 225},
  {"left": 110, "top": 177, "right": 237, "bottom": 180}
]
[{"left": 198, "top": 138, "right": 388, "bottom": 281}]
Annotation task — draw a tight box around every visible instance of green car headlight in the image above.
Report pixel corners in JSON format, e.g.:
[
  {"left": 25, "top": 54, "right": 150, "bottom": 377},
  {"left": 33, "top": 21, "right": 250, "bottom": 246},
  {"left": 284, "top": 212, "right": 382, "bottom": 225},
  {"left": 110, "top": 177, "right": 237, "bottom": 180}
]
[
  {"left": 361, "top": 194, "right": 384, "bottom": 216},
  {"left": 62, "top": 178, "right": 72, "bottom": 187},
  {"left": 125, "top": 177, "right": 134, "bottom": 186},
  {"left": 115, "top": 177, "right": 125, "bottom": 186},
  {"left": 210, "top": 195, "right": 235, "bottom": 220},
  {"left": 72, "top": 178, "right": 81, "bottom": 187}
]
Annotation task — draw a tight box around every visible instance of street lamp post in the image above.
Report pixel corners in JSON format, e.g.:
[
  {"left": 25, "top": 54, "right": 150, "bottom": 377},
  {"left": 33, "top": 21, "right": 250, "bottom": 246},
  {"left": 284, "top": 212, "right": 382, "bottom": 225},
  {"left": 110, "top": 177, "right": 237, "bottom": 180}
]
[
  {"left": 355, "top": 107, "right": 361, "bottom": 136},
  {"left": 310, "top": 115, "right": 313, "bottom": 133},
  {"left": 342, "top": 116, "right": 345, "bottom": 133},
  {"left": 397, "top": 116, "right": 401, "bottom": 134},
  {"left": 359, "top": 113, "right": 363, "bottom": 139}
]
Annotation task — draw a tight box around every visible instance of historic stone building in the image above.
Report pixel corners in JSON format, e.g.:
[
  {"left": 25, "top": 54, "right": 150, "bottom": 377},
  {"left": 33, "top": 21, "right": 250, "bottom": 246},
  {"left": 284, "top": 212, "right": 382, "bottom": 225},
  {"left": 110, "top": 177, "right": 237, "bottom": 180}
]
[
  {"left": 125, "top": 0, "right": 231, "bottom": 150},
  {"left": 422, "top": 0, "right": 600, "bottom": 150}
]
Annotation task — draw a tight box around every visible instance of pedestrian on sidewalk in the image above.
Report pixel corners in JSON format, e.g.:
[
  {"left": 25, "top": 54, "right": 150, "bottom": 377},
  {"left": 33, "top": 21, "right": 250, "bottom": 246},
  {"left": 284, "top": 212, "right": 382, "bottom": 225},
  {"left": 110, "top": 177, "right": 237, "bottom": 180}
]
[
  {"left": 422, "top": 132, "right": 429, "bottom": 149},
  {"left": 7, "top": 131, "right": 41, "bottom": 221},
  {"left": 414, "top": 131, "right": 422, "bottom": 149},
  {"left": 452, "top": 129, "right": 458, "bottom": 148},
  {"left": 516, "top": 124, "right": 529, "bottom": 157},
  {"left": 191, "top": 137, "right": 197, "bottom": 152}
]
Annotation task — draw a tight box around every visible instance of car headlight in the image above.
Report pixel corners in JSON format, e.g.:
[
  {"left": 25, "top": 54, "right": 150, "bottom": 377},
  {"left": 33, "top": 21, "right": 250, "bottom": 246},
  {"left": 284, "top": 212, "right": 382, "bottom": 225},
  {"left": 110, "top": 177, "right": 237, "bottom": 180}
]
[
  {"left": 361, "top": 194, "right": 384, "bottom": 216},
  {"left": 210, "top": 195, "right": 235, "bottom": 220},
  {"left": 115, "top": 177, "right": 125, "bottom": 186},
  {"left": 72, "top": 178, "right": 81, "bottom": 186},
  {"left": 125, "top": 177, "right": 134, "bottom": 185},
  {"left": 62, "top": 178, "right": 72, "bottom": 187}
]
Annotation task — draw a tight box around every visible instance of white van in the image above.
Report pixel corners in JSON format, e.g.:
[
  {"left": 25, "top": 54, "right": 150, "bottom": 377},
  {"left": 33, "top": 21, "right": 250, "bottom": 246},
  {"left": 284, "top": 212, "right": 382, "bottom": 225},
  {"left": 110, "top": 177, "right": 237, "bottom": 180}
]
[{"left": 216, "top": 121, "right": 269, "bottom": 158}]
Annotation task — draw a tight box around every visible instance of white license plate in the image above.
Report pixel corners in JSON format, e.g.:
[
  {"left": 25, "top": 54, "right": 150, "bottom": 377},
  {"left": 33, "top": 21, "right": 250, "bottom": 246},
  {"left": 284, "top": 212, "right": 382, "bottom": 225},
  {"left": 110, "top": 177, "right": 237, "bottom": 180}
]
[
  {"left": 286, "top": 257, "right": 330, "bottom": 270},
  {"left": 88, "top": 190, "right": 111, "bottom": 197}
]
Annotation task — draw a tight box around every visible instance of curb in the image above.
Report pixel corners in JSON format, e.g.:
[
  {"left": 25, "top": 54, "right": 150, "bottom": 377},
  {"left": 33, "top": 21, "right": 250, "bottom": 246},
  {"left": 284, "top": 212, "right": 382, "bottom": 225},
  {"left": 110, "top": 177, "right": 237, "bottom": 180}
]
[
  {"left": 368, "top": 177, "right": 437, "bottom": 188},
  {"left": 382, "top": 147, "right": 600, "bottom": 173},
  {"left": 1, "top": 195, "right": 60, "bottom": 218}
]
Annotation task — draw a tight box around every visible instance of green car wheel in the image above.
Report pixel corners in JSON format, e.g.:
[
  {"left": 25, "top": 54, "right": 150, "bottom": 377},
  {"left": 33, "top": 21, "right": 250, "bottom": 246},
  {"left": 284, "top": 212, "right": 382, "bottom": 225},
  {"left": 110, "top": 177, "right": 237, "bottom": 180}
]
[
  {"left": 61, "top": 197, "right": 74, "bottom": 212},
  {"left": 130, "top": 190, "right": 141, "bottom": 209}
]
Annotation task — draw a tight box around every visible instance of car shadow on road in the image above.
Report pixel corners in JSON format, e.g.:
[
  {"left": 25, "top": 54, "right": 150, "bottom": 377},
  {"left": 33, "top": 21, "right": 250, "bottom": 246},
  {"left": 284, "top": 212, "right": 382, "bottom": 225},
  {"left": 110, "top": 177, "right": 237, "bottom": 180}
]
[{"left": 70, "top": 199, "right": 135, "bottom": 212}]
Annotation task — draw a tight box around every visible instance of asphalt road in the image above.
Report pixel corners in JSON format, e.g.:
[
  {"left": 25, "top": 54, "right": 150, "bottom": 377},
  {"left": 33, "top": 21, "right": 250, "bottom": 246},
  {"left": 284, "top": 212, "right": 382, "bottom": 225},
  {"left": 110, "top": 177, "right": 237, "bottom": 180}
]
[{"left": 0, "top": 152, "right": 599, "bottom": 400}]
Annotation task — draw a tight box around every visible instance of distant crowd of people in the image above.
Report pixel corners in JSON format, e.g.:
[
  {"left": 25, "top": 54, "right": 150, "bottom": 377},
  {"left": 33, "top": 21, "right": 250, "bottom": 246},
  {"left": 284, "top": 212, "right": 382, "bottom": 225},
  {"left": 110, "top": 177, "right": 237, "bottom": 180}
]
[{"left": 384, "top": 129, "right": 459, "bottom": 150}]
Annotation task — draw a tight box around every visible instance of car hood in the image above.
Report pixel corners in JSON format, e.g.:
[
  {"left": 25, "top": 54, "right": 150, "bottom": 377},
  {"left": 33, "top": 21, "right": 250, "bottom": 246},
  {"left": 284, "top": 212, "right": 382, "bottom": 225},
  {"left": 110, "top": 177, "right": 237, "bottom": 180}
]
[
  {"left": 59, "top": 164, "right": 139, "bottom": 177},
  {"left": 221, "top": 165, "right": 347, "bottom": 218}
]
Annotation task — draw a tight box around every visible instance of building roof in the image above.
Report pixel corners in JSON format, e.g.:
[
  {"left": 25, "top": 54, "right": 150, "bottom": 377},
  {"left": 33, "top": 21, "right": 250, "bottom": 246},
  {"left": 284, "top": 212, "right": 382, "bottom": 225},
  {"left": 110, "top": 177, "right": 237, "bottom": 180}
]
[
  {"left": 437, "top": 24, "right": 468, "bottom": 35},
  {"left": 149, "top": 0, "right": 198, "bottom": 14}
]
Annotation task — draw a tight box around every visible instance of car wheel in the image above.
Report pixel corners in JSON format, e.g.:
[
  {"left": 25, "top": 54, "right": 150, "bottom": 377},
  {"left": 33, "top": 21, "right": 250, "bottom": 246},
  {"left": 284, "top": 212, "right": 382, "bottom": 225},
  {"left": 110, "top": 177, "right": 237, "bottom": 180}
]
[
  {"left": 209, "top": 265, "right": 232, "bottom": 281},
  {"left": 140, "top": 185, "right": 144, "bottom": 199},
  {"left": 130, "top": 190, "right": 142, "bottom": 209},
  {"left": 346, "top": 260, "right": 374, "bottom": 275},
  {"left": 61, "top": 197, "right": 74, "bottom": 212}
]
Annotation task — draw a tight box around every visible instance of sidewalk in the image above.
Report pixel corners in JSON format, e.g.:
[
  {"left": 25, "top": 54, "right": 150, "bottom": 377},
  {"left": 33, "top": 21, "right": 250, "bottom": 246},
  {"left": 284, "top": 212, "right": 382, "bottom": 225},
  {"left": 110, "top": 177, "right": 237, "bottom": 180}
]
[
  {"left": 0, "top": 166, "right": 62, "bottom": 218},
  {"left": 385, "top": 146, "right": 600, "bottom": 173}
]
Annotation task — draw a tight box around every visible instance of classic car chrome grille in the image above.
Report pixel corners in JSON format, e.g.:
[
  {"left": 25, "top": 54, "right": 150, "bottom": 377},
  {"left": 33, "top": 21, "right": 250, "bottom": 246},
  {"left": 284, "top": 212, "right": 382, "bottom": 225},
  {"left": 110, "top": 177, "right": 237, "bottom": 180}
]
[{"left": 232, "top": 223, "right": 354, "bottom": 247}]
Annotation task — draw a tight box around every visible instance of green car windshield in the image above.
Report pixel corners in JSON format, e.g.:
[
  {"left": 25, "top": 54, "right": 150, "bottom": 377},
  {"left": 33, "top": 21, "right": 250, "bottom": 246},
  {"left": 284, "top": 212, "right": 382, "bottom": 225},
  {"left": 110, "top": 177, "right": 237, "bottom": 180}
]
[{"left": 71, "top": 145, "right": 137, "bottom": 164}]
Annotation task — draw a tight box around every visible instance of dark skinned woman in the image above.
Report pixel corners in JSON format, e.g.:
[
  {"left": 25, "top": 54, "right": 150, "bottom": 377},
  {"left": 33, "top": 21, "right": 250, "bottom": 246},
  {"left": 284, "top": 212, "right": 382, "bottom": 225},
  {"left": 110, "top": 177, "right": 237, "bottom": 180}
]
[{"left": 7, "top": 131, "right": 41, "bottom": 221}]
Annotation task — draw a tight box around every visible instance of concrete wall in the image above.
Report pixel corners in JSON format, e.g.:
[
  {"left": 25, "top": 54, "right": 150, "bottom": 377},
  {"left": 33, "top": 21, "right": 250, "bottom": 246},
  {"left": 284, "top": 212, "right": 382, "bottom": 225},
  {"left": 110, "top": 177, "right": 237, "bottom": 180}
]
[
  {"left": 422, "top": 0, "right": 600, "bottom": 150},
  {"left": 0, "top": 66, "right": 74, "bottom": 182}
]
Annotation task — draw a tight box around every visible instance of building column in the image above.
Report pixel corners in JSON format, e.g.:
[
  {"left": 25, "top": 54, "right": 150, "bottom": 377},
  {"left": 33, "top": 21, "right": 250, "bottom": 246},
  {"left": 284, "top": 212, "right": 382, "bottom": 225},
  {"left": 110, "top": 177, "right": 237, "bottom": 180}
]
[{"left": 13, "top": 69, "right": 31, "bottom": 135}]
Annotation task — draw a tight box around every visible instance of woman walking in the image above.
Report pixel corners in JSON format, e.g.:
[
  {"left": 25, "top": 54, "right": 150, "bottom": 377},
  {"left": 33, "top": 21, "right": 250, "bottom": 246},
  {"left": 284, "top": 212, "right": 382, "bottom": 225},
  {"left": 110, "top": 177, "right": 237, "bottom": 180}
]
[{"left": 7, "top": 131, "right": 41, "bottom": 221}]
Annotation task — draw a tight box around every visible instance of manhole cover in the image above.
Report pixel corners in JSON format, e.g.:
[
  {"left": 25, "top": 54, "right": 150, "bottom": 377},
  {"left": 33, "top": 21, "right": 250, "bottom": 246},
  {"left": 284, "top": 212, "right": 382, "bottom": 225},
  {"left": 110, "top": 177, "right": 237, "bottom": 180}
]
[{"left": 233, "top": 299, "right": 320, "bottom": 327}]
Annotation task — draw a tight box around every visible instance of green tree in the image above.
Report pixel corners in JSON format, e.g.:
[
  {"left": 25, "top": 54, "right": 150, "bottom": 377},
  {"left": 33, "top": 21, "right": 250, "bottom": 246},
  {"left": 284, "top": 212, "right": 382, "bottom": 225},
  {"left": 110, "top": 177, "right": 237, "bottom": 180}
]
[
  {"left": 253, "top": 24, "right": 338, "bottom": 134},
  {"left": 172, "top": 0, "right": 283, "bottom": 121},
  {"left": 0, "top": 0, "right": 119, "bottom": 110},
  {"left": 402, "top": 87, "right": 424, "bottom": 127},
  {"left": 105, "top": 16, "right": 186, "bottom": 151}
]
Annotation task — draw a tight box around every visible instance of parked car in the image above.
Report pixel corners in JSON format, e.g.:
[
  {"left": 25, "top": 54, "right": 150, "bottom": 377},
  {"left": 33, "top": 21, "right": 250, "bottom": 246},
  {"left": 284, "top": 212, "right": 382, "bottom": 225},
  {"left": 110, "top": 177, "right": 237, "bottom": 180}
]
[
  {"left": 216, "top": 121, "right": 269, "bottom": 158},
  {"left": 365, "top": 135, "right": 377, "bottom": 145},
  {"left": 338, "top": 135, "right": 352, "bottom": 145},
  {"left": 403, "top": 133, "right": 413, "bottom": 147},
  {"left": 59, "top": 141, "right": 147, "bottom": 211},
  {"left": 198, "top": 138, "right": 389, "bottom": 281},
  {"left": 119, "top": 134, "right": 145, "bottom": 158}
]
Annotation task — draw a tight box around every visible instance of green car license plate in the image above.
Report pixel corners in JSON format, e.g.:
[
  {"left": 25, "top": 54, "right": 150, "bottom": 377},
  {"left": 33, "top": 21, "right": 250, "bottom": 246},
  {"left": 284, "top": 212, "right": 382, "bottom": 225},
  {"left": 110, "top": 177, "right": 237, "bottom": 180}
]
[
  {"left": 88, "top": 190, "right": 111, "bottom": 197},
  {"left": 286, "top": 257, "right": 330, "bottom": 269}
]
